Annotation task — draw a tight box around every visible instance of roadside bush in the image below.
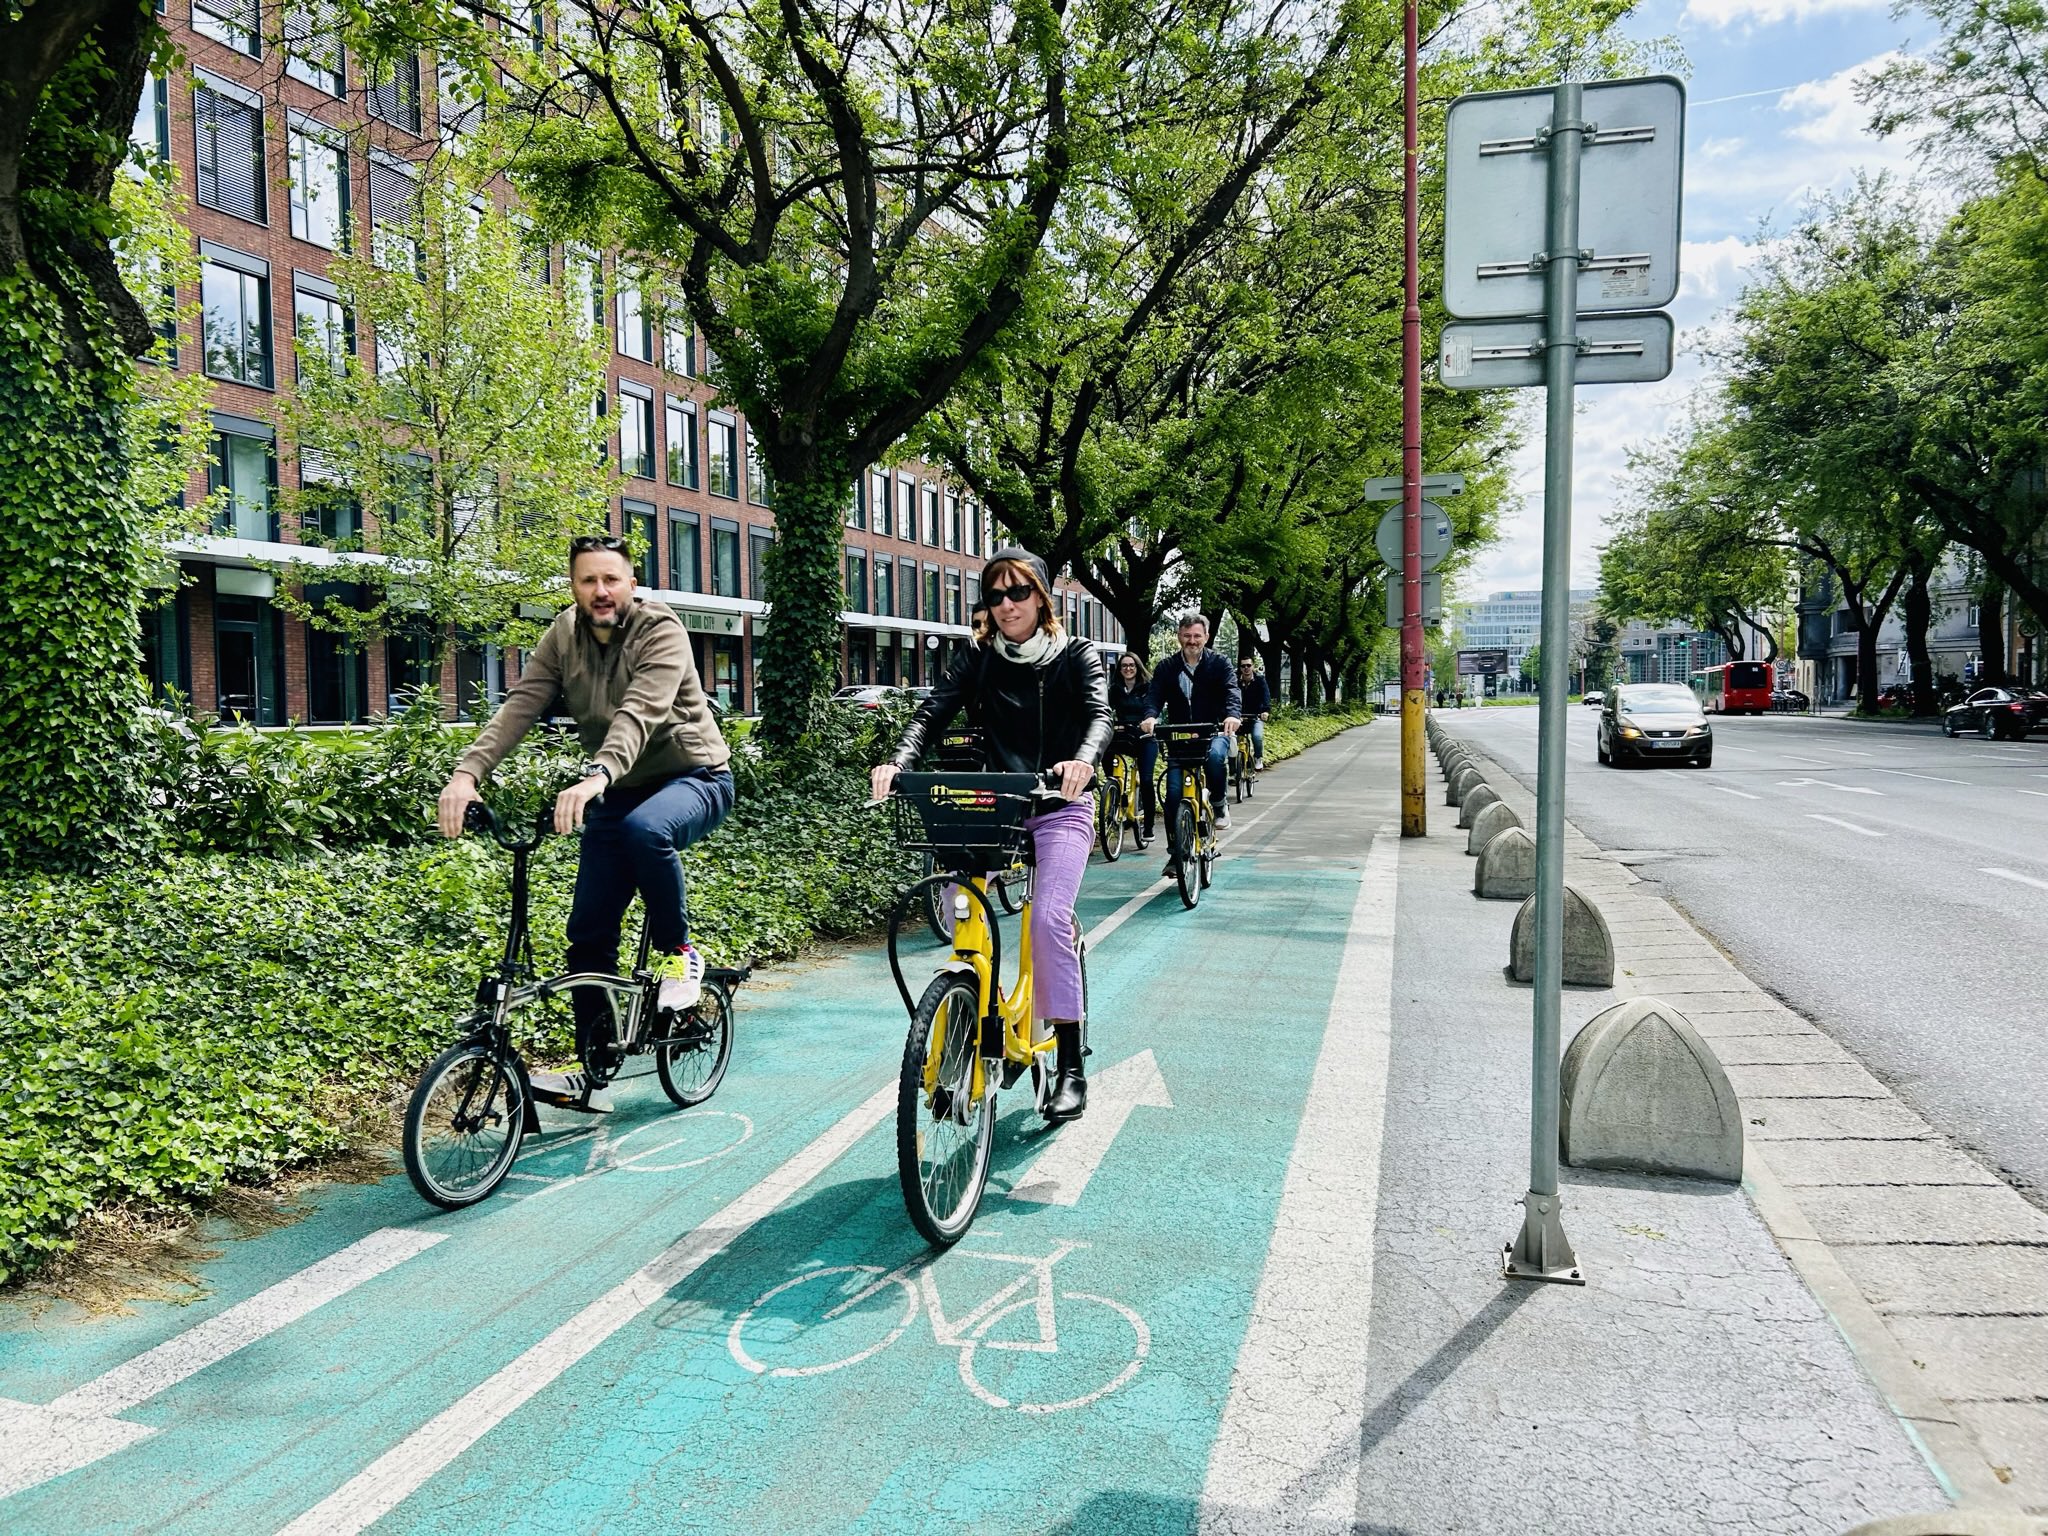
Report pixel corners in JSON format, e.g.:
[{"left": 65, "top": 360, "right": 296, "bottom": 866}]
[{"left": 1263, "top": 702, "right": 1375, "bottom": 762}]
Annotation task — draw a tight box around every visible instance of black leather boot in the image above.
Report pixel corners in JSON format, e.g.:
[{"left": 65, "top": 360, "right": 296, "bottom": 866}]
[{"left": 1047, "top": 1019, "right": 1087, "bottom": 1122}]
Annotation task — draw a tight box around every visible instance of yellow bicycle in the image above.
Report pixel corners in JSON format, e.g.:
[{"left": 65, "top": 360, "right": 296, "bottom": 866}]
[
  {"left": 886, "top": 770, "right": 1089, "bottom": 1247},
  {"left": 1156, "top": 722, "right": 1220, "bottom": 909},
  {"left": 1095, "top": 734, "right": 1152, "bottom": 861}
]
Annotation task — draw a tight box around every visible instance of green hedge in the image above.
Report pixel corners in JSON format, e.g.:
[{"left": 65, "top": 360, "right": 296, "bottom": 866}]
[
  {"left": 0, "top": 697, "right": 1363, "bottom": 1284},
  {"left": 1262, "top": 703, "right": 1375, "bottom": 761}
]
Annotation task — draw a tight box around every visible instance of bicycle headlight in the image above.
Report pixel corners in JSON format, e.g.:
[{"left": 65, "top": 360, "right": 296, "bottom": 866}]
[{"left": 953, "top": 892, "right": 970, "bottom": 920}]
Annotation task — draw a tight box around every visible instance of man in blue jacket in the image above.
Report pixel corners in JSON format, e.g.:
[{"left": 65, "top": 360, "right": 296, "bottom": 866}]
[
  {"left": 1142, "top": 614, "right": 1241, "bottom": 861},
  {"left": 1237, "top": 657, "right": 1272, "bottom": 770}
]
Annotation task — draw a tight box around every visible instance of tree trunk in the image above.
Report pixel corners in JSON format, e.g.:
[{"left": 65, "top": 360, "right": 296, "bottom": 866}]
[
  {"left": 1286, "top": 640, "right": 1309, "bottom": 706},
  {"left": 1903, "top": 561, "right": 1937, "bottom": 715},
  {"left": 1981, "top": 578, "right": 2006, "bottom": 684},
  {"left": 753, "top": 469, "right": 852, "bottom": 749}
]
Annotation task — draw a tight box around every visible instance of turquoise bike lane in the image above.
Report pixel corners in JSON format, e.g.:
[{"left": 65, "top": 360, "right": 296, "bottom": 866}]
[{"left": 1, "top": 727, "right": 1392, "bottom": 1536}]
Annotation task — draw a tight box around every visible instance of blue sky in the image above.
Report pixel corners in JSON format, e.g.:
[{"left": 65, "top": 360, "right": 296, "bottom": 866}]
[{"left": 1465, "top": 0, "right": 1937, "bottom": 597}]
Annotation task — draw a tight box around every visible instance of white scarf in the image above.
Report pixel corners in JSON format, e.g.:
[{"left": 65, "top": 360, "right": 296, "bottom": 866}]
[{"left": 991, "top": 628, "right": 1061, "bottom": 667}]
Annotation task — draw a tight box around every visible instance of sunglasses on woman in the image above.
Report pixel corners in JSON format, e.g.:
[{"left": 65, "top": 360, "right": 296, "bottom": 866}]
[{"left": 986, "top": 582, "right": 1038, "bottom": 607}]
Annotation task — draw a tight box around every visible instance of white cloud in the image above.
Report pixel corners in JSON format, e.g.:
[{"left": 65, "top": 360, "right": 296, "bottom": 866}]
[
  {"left": 1681, "top": 0, "right": 1887, "bottom": 29},
  {"left": 1779, "top": 51, "right": 1906, "bottom": 146}
]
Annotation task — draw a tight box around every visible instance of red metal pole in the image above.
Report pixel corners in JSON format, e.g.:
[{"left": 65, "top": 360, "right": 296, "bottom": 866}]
[{"left": 1400, "top": 0, "right": 1426, "bottom": 836}]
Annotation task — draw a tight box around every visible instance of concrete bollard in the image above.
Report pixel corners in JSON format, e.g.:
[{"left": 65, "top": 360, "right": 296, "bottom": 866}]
[
  {"left": 1458, "top": 782, "right": 1501, "bottom": 829},
  {"left": 1560, "top": 997, "right": 1743, "bottom": 1182},
  {"left": 1441, "top": 750, "right": 1469, "bottom": 776},
  {"left": 1466, "top": 799, "right": 1521, "bottom": 856},
  {"left": 1507, "top": 883, "right": 1615, "bottom": 987},
  {"left": 1474, "top": 825, "right": 1536, "bottom": 899},
  {"left": 1446, "top": 764, "right": 1482, "bottom": 807}
]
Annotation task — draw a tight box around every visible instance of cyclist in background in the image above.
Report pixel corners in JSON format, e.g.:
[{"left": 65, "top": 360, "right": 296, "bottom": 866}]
[
  {"left": 1142, "top": 614, "right": 1241, "bottom": 874},
  {"left": 437, "top": 534, "right": 736, "bottom": 1113},
  {"left": 872, "top": 547, "right": 1112, "bottom": 1122},
  {"left": 1237, "top": 657, "right": 1272, "bottom": 772},
  {"left": 1108, "top": 651, "right": 1159, "bottom": 842}
]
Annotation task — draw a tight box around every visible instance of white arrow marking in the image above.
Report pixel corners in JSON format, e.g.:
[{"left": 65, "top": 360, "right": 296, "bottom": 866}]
[
  {"left": 0, "top": 1227, "right": 444, "bottom": 1499},
  {"left": 1008, "top": 1050, "right": 1173, "bottom": 1207}
]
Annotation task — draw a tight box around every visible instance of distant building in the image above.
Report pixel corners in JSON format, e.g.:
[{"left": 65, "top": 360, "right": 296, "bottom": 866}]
[
  {"left": 1446, "top": 589, "right": 1596, "bottom": 677},
  {"left": 1616, "top": 620, "right": 1729, "bottom": 685}
]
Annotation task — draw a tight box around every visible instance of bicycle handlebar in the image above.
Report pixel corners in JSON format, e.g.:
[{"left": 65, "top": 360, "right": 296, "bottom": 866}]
[{"left": 463, "top": 800, "right": 556, "bottom": 852}]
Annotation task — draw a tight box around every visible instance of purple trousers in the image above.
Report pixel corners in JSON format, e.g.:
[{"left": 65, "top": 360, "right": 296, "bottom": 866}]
[{"left": 1023, "top": 796, "right": 1093, "bottom": 1021}]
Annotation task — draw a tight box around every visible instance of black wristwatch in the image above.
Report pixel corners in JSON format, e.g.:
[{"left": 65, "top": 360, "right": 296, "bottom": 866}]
[{"left": 582, "top": 761, "right": 612, "bottom": 786}]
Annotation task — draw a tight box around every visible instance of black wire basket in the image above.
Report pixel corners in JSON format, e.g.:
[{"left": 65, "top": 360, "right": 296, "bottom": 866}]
[
  {"left": 890, "top": 771, "right": 1039, "bottom": 874},
  {"left": 1155, "top": 722, "right": 1220, "bottom": 765}
]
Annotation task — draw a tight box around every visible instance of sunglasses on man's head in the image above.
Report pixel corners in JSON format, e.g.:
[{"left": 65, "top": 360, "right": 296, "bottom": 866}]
[
  {"left": 570, "top": 534, "right": 629, "bottom": 556},
  {"left": 986, "top": 582, "right": 1037, "bottom": 607}
]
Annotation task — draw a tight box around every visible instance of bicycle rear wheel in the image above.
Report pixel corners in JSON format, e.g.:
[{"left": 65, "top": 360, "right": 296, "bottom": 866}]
[
  {"left": 404, "top": 1040, "right": 528, "bottom": 1209},
  {"left": 656, "top": 980, "right": 733, "bottom": 1106},
  {"left": 1172, "top": 801, "right": 1199, "bottom": 909},
  {"left": 918, "top": 852, "right": 953, "bottom": 945},
  {"left": 897, "top": 974, "right": 995, "bottom": 1247},
  {"left": 1098, "top": 780, "right": 1124, "bottom": 861}
]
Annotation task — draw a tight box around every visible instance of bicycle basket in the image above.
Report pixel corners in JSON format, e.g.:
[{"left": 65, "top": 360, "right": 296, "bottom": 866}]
[
  {"left": 892, "top": 772, "right": 1038, "bottom": 871},
  {"left": 1159, "top": 725, "right": 1218, "bottom": 765},
  {"left": 930, "top": 726, "right": 986, "bottom": 772}
]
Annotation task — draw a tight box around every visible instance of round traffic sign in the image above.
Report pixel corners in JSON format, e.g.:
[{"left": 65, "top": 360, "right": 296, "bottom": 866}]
[{"left": 1375, "top": 500, "right": 1453, "bottom": 571}]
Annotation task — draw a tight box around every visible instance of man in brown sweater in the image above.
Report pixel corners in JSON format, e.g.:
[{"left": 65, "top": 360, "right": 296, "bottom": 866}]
[{"left": 437, "top": 534, "right": 736, "bottom": 1112}]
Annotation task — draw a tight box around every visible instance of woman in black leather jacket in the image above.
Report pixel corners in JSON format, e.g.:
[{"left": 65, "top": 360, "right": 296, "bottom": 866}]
[
  {"left": 1108, "top": 650, "right": 1159, "bottom": 840},
  {"left": 871, "top": 547, "right": 1112, "bottom": 1121}
]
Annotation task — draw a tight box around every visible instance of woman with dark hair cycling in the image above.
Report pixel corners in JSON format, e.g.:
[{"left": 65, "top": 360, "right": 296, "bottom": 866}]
[
  {"left": 1108, "top": 650, "right": 1159, "bottom": 842},
  {"left": 870, "top": 547, "right": 1112, "bottom": 1120}
]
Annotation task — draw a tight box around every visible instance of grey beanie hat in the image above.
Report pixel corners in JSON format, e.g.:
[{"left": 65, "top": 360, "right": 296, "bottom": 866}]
[{"left": 977, "top": 545, "right": 1053, "bottom": 607}]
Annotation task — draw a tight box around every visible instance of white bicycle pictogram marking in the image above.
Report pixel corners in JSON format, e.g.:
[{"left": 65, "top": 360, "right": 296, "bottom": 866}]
[{"left": 727, "top": 1236, "right": 1149, "bottom": 1414}]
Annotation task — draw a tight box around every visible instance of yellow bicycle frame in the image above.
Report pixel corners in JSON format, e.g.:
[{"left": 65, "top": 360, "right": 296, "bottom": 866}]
[{"left": 921, "top": 874, "right": 1054, "bottom": 1108}]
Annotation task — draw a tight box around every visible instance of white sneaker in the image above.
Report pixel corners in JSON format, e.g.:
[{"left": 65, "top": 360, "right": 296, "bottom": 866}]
[
  {"left": 656, "top": 943, "right": 706, "bottom": 1013},
  {"left": 529, "top": 1070, "right": 583, "bottom": 1107},
  {"left": 580, "top": 1084, "right": 614, "bottom": 1114},
  {"left": 1215, "top": 807, "right": 1232, "bottom": 829}
]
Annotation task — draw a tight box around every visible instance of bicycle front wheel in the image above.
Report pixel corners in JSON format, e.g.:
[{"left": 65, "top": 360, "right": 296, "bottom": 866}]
[
  {"left": 897, "top": 974, "right": 995, "bottom": 1248},
  {"left": 1098, "top": 780, "right": 1124, "bottom": 862},
  {"left": 404, "top": 1040, "right": 528, "bottom": 1209},
  {"left": 1172, "top": 801, "right": 1200, "bottom": 909},
  {"left": 656, "top": 980, "right": 733, "bottom": 1106}
]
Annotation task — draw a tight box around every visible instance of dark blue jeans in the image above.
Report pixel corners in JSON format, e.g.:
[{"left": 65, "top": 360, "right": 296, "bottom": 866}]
[
  {"left": 1165, "top": 735, "right": 1229, "bottom": 817},
  {"left": 566, "top": 767, "right": 735, "bottom": 1067}
]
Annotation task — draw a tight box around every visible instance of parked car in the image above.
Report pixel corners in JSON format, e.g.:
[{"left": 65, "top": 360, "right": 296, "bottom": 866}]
[
  {"left": 1582, "top": 691, "right": 1604, "bottom": 708},
  {"left": 831, "top": 685, "right": 897, "bottom": 710},
  {"left": 1770, "top": 687, "right": 1810, "bottom": 713},
  {"left": 1597, "top": 683, "right": 1713, "bottom": 768},
  {"left": 1943, "top": 686, "right": 2048, "bottom": 740}
]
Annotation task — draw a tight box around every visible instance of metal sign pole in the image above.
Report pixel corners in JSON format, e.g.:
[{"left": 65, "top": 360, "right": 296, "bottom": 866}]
[
  {"left": 1399, "top": 0, "right": 1427, "bottom": 838},
  {"left": 1505, "top": 80, "right": 1585, "bottom": 1284}
]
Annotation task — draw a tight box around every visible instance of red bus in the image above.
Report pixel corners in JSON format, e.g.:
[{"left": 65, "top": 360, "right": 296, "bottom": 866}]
[{"left": 1690, "top": 661, "right": 1774, "bottom": 715}]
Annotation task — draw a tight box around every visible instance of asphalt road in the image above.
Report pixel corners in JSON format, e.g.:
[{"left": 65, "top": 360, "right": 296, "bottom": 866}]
[{"left": 1436, "top": 704, "right": 2048, "bottom": 1208}]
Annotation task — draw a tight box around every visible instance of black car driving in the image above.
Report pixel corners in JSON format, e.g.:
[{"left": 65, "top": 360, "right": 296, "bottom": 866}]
[
  {"left": 1942, "top": 686, "right": 2048, "bottom": 740},
  {"left": 1598, "top": 683, "right": 1713, "bottom": 768}
]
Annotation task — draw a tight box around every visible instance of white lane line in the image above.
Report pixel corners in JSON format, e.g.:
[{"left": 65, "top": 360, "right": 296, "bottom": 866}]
[
  {"left": 2018, "top": 789, "right": 2048, "bottom": 799},
  {"left": 1198, "top": 827, "right": 1399, "bottom": 1534},
  {"left": 277, "top": 1085, "right": 898, "bottom": 1536},
  {"left": 1086, "top": 779, "right": 1311, "bottom": 946},
  {"left": 1008, "top": 1050, "right": 1172, "bottom": 1206},
  {"left": 1982, "top": 867, "right": 2048, "bottom": 892},
  {"left": 1710, "top": 785, "right": 1762, "bottom": 801},
  {"left": 0, "top": 1229, "right": 445, "bottom": 1499},
  {"left": 1872, "top": 768, "right": 1967, "bottom": 785},
  {"left": 1833, "top": 749, "right": 1875, "bottom": 757},
  {"left": 1807, "top": 814, "right": 1886, "bottom": 838}
]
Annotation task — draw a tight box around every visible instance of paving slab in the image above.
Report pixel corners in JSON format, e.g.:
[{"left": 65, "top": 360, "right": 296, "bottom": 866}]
[
  {"left": 1885, "top": 1316, "right": 2048, "bottom": 1402},
  {"left": 1712, "top": 1034, "right": 1864, "bottom": 1067},
  {"left": 1745, "top": 1098, "right": 1937, "bottom": 1140},
  {"left": 1835, "top": 1245, "right": 2048, "bottom": 1316},
  {"left": 1765, "top": 1139, "right": 2005, "bottom": 1187},
  {"left": 1952, "top": 1402, "right": 2048, "bottom": 1515},
  {"left": 1729, "top": 1062, "right": 1897, "bottom": 1099},
  {"left": 1687, "top": 1011, "right": 1821, "bottom": 1039},
  {"left": 1795, "top": 1186, "right": 2048, "bottom": 1246}
]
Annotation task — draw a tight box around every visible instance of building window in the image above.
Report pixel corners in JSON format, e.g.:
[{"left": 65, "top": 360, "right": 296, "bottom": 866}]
[
  {"left": 368, "top": 52, "right": 423, "bottom": 134},
  {"left": 566, "top": 246, "right": 603, "bottom": 338},
  {"left": 967, "top": 498, "right": 983, "bottom": 557},
  {"left": 924, "top": 566, "right": 941, "bottom": 626},
  {"left": 132, "top": 73, "right": 170, "bottom": 164},
  {"left": 665, "top": 399, "right": 699, "bottom": 490},
  {"left": 201, "top": 250, "right": 272, "bottom": 387},
  {"left": 668, "top": 509, "right": 700, "bottom": 592},
  {"left": 875, "top": 556, "right": 893, "bottom": 618},
  {"left": 287, "top": 121, "right": 348, "bottom": 249},
  {"left": 194, "top": 76, "right": 266, "bottom": 224},
  {"left": 945, "top": 488, "right": 961, "bottom": 552},
  {"left": 368, "top": 153, "right": 421, "bottom": 273},
  {"left": 707, "top": 414, "right": 739, "bottom": 499},
  {"left": 304, "top": 585, "right": 368, "bottom": 723},
  {"left": 872, "top": 470, "right": 892, "bottom": 539},
  {"left": 616, "top": 271, "right": 655, "bottom": 361},
  {"left": 625, "top": 500, "right": 658, "bottom": 586},
  {"left": 847, "top": 475, "right": 866, "bottom": 531},
  {"left": 194, "top": 0, "right": 260, "bottom": 56},
  {"left": 746, "top": 429, "right": 774, "bottom": 508},
  {"left": 664, "top": 315, "right": 695, "bottom": 377},
  {"left": 283, "top": 2, "right": 346, "bottom": 94},
  {"left": 845, "top": 549, "right": 868, "bottom": 614},
  {"left": 946, "top": 569, "right": 962, "bottom": 626},
  {"left": 293, "top": 276, "right": 352, "bottom": 380},
  {"left": 619, "top": 385, "right": 655, "bottom": 479},
  {"left": 298, "top": 444, "right": 360, "bottom": 543},
  {"left": 901, "top": 558, "right": 920, "bottom": 619},
  {"left": 215, "top": 593, "right": 284, "bottom": 725},
  {"left": 710, "top": 518, "right": 741, "bottom": 596},
  {"left": 899, "top": 476, "right": 917, "bottom": 544},
  {"left": 966, "top": 575, "right": 979, "bottom": 616},
  {"left": 209, "top": 420, "right": 277, "bottom": 541},
  {"left": 438, "top": 57, "right": 486, "bottom": 149},
  {"left": 748, "top": 526, "right": 774, "bottom": 600},
  {"left": 142, "top": 594, "right": 190, "bottom": 705},
  {"left": 923, "top": 482, "right": 940, "bottom": 546}
]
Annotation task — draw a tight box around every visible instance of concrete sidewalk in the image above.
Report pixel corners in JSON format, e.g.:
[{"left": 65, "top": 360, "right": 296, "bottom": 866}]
[{"left": 1408, "top": 720, "right": 2048, "bottom": 1534}]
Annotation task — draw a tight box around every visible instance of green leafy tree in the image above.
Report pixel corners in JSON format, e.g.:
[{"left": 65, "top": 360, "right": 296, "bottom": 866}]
[
  {"left": 273, "top": 157, "right": 615, "bottom": 682},
  {"left": 0, "top": 1, "right": 174, "bottom": 868}
]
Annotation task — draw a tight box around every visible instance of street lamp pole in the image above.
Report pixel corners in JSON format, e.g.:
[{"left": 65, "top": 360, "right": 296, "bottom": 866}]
[{"left": 1399, "top": 0, "right": 1426, "bottom": 837}]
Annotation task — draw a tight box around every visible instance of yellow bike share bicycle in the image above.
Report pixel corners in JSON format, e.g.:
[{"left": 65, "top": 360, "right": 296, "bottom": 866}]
[
  {"left": 1156, "top": 721, "right": 1221, "bottom": 909},
  {"left": 1095, "top": 732, "right": 1152, "bottom": 861},
  {"left": 886, "top": 771, "right": 1090, "bottom": 1247}
]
